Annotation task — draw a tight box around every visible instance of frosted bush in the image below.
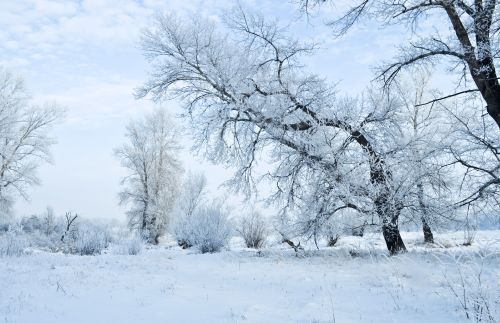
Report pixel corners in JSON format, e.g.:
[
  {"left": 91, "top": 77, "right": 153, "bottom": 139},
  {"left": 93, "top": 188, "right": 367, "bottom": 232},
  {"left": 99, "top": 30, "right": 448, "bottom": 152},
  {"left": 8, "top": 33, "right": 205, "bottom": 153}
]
[
  {"left": 173, "top": 203, "right": 232, "bottom": 253},
  {"left": 0, "top": 213, "right": 12, "bottom": 233},
  {"left": 20, "top": 215, "right": 42, "bottom": 233},
  {"left": 69, "top": 222, "right": 110, "bottom": 255},
  {"left": 126, "top": 235, "right": 144, "bottom": 255},
  {"left": 0, "top": 226, "right": 28, "bottom": 257},
  {"left": 172, "top": 213, "right": 193, "bottom": 249},
  {"left": 113, "top": 234, "right": 144, "bottom": 255},
  {"left": 236, "top": 211, "right": 267, "bottom": 249}
]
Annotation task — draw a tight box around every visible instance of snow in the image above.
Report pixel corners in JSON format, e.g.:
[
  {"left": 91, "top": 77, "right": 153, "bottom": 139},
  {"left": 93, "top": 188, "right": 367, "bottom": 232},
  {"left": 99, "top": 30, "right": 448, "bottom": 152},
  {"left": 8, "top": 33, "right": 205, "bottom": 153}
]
[{"left": 1, "top": 231, "right": 499, "bottom": 323}]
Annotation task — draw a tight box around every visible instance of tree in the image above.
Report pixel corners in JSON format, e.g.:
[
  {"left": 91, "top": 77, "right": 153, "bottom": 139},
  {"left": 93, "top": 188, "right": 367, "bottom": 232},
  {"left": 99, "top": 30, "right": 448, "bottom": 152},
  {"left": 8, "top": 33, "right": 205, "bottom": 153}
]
[
  {"left": 177, "top": 171, "right": 207, "bottom": 219},
  {"left": 138, "top": 10, "right": 410, "bottom": 254},
  {"left": 442, "top": 97, "right": 499, "bottom": 218},
  {"left": 392, "top": 71, "right": 455, "bottom": 243},
  {"left": 301, "top": 0, "right": 500, "bottom": 131},
  {"left": 0, "top": 67, "right": 60, "bottom": 215},
  {"left": 115, "top": 108, "right": 183, "bottom": 244}
]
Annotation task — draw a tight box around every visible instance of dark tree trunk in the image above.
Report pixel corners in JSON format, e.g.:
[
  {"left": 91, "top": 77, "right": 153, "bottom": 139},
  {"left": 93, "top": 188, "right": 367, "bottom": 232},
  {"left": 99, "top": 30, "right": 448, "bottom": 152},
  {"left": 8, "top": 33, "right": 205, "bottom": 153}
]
[
  {"left": 417, "top": 183, "right": 434, "bottom": 243},
  {"left": 375, "top": 199, "right": 407, "bottom": 255},
  {"left": 370, "top": 159, "right": 407, "bottom": 255},
  {"left": 375, "top": 191, "right": 407, "bottom": 254},
  {"left": 481, "top": 83, "right": 500, "bottom": 130},
  {"left": 422, "top": 217, "right": 434, "bottom": 244},
  {"left": 381, "top": 222, "right": 407, "bottom": 255},
  {"left": 443, "top": 5, "right": 500, "bottom": 130}
]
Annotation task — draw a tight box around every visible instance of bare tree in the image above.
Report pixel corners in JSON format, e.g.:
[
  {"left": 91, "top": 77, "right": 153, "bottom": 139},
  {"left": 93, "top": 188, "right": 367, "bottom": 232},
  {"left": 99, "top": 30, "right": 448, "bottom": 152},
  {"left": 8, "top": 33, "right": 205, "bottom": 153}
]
[
  {"left": 42, "top": 206, "right": 56, "bottom": 236},
  {"left": 138, "top": 10, "right": 411, "bottom": 254},
  {"left": 115, "top": 108, "right": 183, "bottom": 244},
  {"left": 60, "top": 212, "right": 78, "bottom": 242},
  {"left": 443, "top": 97, "right": 499, "bottom": 216},
  {"left": 177, "top": 171, "right": 207, "bottom": 218},
  {"left": 301, "top": 0, "right": 500, "bottom": 131},
  {"left": 0, "top": 67, "right": 61, "bottom": 214},
  {"left": 390, "top": 71, "right": 458, "bottom": 243}
]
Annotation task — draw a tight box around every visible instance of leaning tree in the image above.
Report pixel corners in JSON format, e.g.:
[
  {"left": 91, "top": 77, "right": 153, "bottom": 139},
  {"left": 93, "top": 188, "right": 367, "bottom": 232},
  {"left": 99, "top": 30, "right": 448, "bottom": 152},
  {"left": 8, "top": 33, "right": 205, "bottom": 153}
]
[
  {"left": 301, "top": 0, "right": 500, "bottom": 131},
  {"left": 138, "top": 10, "right": 411, "bottom": 253}
]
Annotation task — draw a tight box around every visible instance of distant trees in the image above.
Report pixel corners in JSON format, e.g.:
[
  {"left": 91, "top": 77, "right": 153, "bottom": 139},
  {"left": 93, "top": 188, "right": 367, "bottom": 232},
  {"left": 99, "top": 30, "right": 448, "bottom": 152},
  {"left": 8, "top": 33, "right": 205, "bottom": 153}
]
[
  {"left": 0, "top": 68, "right": 61, "bottom": 215},
  {"left": 300, "top": 0, "right": 500, "bottom": 131},
  {"left": 115, "top": 108, "right": 183, "bottom": 244}
]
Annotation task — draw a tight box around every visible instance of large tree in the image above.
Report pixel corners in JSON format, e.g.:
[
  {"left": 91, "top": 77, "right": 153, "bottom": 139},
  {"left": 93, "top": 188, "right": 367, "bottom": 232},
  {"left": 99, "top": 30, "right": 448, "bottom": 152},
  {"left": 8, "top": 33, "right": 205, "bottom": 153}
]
[
  {"left": 0, "top": 68, "right": 60, "bottom": 215},
  {"left": 138, "top": 10, "right": 411, "bottom": 254},
  {"left": 115, "top": 108, "right": 183, "bottom": 244},
  {"left": 301, "top": 0, "right": 500, "bottom": 131}
]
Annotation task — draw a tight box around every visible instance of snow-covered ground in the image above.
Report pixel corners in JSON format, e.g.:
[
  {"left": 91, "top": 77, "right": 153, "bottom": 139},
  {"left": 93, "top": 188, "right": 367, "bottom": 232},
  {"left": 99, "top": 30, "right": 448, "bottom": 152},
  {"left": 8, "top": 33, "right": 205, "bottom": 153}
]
[{"left": 1, "top": 231, "right": 499, "bottom": 323}]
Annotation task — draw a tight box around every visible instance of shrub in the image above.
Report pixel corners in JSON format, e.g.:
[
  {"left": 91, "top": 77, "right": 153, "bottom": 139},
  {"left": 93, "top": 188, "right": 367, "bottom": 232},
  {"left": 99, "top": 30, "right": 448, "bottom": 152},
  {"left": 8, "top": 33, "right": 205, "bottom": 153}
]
[
  {"left": 112, "top": 233, "right": 144, "bottom": 255},
  {"left": 0, "top": 214, "right": 11, "bottom": 233},
  {"left": 68, "top": 222, "right": 110, "bottom": 255},
  {"left": 173, "top": 203, "right": 232, "bottom": 253},
  {"left": 236, "top": 211, "right": 267, "bottom": 249},
  {"left": 20, "top": 215, "right": 42, "bottom": 233},
  {"left": 0, "top": 226, "right": 28, "bottom": 257},
  {"left": 172, "top": 213, "right": 193, "bottom": 249},
  {"left": 125, "top": 234, "right": 144, "bottom": 255}
]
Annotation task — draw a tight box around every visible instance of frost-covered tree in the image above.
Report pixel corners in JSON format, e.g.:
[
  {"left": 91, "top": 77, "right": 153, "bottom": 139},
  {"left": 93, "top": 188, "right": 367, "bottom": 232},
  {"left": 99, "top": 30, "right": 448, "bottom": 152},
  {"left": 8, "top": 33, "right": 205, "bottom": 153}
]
[
  {"left": 390, "top": 72, "right": 456, "bottom": 243},
  {"left": 0, "top": 68, "right": 60, "bottom": 215},
  {"left": 115, "top": 108, "right": 183, "bottom": 244},
  {"left": 177, "top": 171, "right": 207, "bottom": 218},
  {"left": 138, "top": 10, "right": 412, "bottom": 254},
  {"left": 442, "top": 97, "right": 499, "bottom": 219},
  {"left": 301, "top": 0, "right": 500, "bottom": 131}
]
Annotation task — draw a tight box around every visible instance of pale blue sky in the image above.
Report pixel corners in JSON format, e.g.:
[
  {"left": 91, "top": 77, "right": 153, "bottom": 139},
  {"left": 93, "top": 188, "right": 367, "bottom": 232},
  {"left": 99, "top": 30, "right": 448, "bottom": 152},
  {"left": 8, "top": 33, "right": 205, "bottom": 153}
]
[{"left": 0, "top": 0, "right": 443, "bottom": 220}]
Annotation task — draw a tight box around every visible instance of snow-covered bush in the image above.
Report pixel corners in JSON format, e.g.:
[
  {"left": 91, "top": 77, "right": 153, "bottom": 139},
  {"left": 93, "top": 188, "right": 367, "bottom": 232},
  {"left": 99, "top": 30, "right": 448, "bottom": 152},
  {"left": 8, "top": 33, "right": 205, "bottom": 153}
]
[
  {"left": 20, "top": 215, "right": 42, "bottom": 233},
  {"left": 68, "top": 222, "right": 110, "bottom": 256},
  {"left": 322, "top": 217, "right": 342, "bottom": 247},
  {"left": 172, "top": 171, "right": 208, "bottom": 248},
  {"left": 112, "top": 233, "right": 145, "bottom": 255},
  {"left": 126, "top": 235, "right": 144, "bottom": 255},
  {"left": 236, "top": 211, "right": 267, "bottom": 249},
  {"left": 0, "top": 226, "right": 28, "bottom": 257},
  {"left": 0, "top": 214, "right": 11, "bottom": 233},
  {"left": 173, "top": 203, "right": 232, "bottom": 253},
  {"left": 0, "top": 222, "right": 9, "bottom": 233},
  {"left": 172, "top": 213, "right": 193, "bottom": 249}
]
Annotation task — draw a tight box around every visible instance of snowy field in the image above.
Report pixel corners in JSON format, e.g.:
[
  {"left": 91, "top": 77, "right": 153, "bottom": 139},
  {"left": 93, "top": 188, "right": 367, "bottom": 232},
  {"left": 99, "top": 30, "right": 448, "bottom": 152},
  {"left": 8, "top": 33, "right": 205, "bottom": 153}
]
[{"left": 1, "top": 231, "right": 499, "bottom": 323}]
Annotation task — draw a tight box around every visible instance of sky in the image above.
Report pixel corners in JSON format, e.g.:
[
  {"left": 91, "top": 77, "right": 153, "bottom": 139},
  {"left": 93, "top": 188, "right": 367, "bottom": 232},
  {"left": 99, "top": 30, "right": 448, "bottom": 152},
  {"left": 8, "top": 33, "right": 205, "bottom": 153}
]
[{"left": 0, "top": 0, "right": 444, "bottom": 221}]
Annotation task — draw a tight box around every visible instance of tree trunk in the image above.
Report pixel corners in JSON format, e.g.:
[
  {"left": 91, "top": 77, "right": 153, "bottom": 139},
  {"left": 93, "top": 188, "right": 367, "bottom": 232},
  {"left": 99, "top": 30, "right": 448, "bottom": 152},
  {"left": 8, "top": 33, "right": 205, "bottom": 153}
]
[
  {"left": 371, "top": 163, "right": 407, "bottom": 255},
  {"left": 481, "top": 83, "right": 500, "bottom": 130},
  {"left": 422, "top": 217, "right": 434, "bottom": 244},
  {"left": 374, "top": 186, "right": 407, "bottom": 255},
  {"left": 417, "top": 183, "right": 434, "bottom": 243},
  {"left": 381, "top": 222, "right": 407, "bottom": 255}
]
